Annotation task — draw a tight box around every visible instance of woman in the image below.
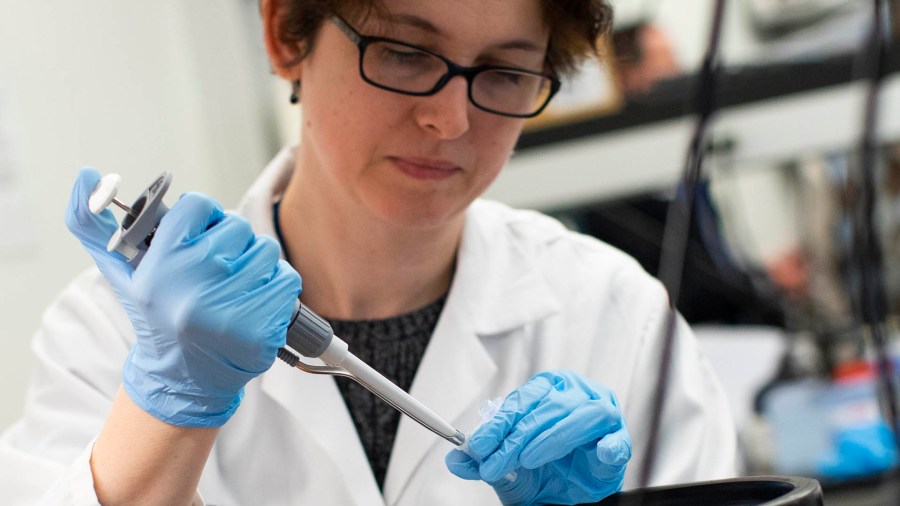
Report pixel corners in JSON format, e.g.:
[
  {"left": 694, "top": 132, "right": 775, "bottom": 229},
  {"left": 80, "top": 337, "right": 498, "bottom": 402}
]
[{"left": 0, "top": 0, "right": 737, "bottom": 504}]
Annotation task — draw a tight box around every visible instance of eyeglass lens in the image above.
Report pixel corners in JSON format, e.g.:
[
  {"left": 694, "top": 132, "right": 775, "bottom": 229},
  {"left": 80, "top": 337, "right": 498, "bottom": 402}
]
[{"left": 363, "top": 41, "right": 552, "bottom": 116}]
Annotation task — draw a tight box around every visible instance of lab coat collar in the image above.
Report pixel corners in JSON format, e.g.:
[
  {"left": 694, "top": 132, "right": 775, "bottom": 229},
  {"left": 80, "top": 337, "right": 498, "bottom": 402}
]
[
  {"left": 236, "top": 145, "right": 296, "bottom": 241},
  {"left": 241, "top": 148, "right": 562, "bottom": 504},
  {"left": 455, "top": 199, "right": 563, "bottom": 335}
]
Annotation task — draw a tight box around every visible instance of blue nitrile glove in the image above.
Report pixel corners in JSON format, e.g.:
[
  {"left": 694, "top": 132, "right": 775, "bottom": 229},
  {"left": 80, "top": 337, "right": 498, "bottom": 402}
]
[
  {"left": 66, "top": 168, "right": 302, "bottom": 427},
  {"left": 816, "top": 420, "right": 899, "bottom": 481},
  {"left": 446, "top": 370, "right": 631, "bottom": 506}
]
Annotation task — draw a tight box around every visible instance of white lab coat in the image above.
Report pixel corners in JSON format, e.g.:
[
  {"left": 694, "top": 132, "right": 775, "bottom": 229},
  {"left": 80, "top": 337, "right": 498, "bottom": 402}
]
[{"left": 0, "top": 147, "right": 737, "bottom": 505}]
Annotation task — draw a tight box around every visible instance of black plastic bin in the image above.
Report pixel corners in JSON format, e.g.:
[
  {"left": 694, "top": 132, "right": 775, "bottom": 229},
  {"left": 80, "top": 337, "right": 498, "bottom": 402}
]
[{"left": 585, "top": 476, "right": 823, "bottom": 506}]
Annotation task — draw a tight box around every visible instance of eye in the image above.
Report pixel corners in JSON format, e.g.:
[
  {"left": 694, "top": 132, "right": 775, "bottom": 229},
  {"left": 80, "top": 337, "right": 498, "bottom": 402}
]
[
  {"left": 481, "top": 69, "right": 530, "bottom": 88},
  {"left": 392, "top": 48, "right": 425, "bottom": 61},
  {"left": 388, "top": 48, "right": 424, "bottom": 62},
  {"left": 374, "top": 43, "right": 432, "bottom": 67},
  {"left": 495, "top": 71, "right": 524, "bottom": 85}
]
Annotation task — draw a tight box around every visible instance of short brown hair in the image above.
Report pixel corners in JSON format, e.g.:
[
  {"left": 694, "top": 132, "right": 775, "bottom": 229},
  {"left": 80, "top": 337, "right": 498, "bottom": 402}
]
[{"left": 274, "top": 0, "right": 613, "bottom": 77}]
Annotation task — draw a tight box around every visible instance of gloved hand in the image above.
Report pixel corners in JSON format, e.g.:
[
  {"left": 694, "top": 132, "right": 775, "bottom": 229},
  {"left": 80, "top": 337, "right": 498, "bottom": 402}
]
[
  {"left": 446, "top": 370, "right": 631, "bottom": 505},
  {"left": 66, "top": 168, "right": 302, "bottom": 427}
]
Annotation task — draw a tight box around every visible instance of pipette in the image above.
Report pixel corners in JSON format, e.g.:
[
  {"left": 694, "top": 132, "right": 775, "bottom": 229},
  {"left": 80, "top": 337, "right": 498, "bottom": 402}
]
[
  {"left": 88, "top": 171, "right": 466, "bottom": 447},
  {"left": 278, "top": 302, "right": 465, "bottom": 445}
]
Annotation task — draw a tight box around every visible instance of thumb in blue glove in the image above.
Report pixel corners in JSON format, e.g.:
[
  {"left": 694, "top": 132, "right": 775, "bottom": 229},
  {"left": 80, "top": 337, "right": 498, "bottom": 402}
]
[
  {"left": 66, "top": 168, "right": 302, "bottom": 428},
  {"left": 65, "top": 168, "right": 139, "bottom": 311},
  {"left": 446, "top": 370, "right": 631, "bottom": 505}
]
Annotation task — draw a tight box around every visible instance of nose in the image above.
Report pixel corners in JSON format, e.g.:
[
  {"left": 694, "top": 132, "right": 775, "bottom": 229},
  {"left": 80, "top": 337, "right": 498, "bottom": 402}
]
[{"left": 414, "top": 76, "right": 470, "bottom": 140}]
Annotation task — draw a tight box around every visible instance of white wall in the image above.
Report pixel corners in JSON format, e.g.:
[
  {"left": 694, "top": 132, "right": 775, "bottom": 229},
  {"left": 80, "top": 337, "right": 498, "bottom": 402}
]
[{"left": 0, "top": 0, "right": 285, "bottom": 430}]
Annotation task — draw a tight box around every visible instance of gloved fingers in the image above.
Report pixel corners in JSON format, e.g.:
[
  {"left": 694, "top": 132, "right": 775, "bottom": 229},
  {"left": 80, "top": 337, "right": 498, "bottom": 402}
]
[
  {"left": 204, "top": 213, "right": 256, "bottom": 262},
  {"left": 230, "top": 235, "right": 284, "bottom": 287},
  {"left": 268, "top": 259, "right": 303, "bottom": 309},
  {"left": 241, "top": 259, "right": 302, "bottom": 349},
  {"left": 479, "top": 402, "right": 581, "bottom": 480},
  {"left": 468, "top": 374, "right": 556, "bottom": 459},
  {"left": 445, "top": 449, "right": 482, "bottom": 480},
  {"left": 591, "top": 426, "right": 632, "bottom": 480},
  {"left": 66, "top": 168, "right": 115, "bottom": 248},
  {"left": 488, "top": 469, "right": 540, "bottom": 506},
  {"left": 596, "top": 426, "right": 632, "bottom": 467},
  {"left": 153, "top": 192, "right": 225, "bottom": 248},
  {"left": 273, "top": 258, "right": 303, "bottom": 298},
  {"left": 519, "top": 398, "right": 624, "bottom": 469},
  {"left": 241, "top": 257, "right": 302, "bottom": 314},
  {"left": 552, "top": 369, "right": 617, "bottom": 403},
  {"left": 65, "top": 168, "right": 134, "bottom": 286},
  {"left": 475, "top": 382, "right": 586, "bottom": 481},
  {"left": 478, "top": 371, "right": 597, "bottom": 476},
  {"left": 446, "top": 449, "right": 537, "bottom": 506}
]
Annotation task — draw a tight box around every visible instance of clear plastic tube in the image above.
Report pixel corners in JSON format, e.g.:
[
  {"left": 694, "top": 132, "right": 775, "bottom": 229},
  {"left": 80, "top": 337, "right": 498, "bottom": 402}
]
[{"left": 459, "top": 398, "right": 517, "bottom": 482}]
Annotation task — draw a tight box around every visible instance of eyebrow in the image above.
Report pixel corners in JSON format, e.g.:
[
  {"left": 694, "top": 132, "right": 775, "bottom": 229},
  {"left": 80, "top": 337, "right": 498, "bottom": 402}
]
[{"left": 387, "top": 13, "right": 546, "bottom": 54}]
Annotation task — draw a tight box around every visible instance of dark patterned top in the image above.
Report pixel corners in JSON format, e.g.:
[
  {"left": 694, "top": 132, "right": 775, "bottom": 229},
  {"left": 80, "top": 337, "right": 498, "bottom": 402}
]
[
  {"left": 273, "top": 200, "right": 445, "bottom": 490},
  {"left": 328, "top": 295, "right": 446, "bottom": 490}
]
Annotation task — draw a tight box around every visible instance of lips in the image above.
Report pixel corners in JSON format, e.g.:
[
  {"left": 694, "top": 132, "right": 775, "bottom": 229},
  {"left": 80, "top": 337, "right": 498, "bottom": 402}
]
[{"left": 390, "top": 156, "right": 461, "bottom": 180}]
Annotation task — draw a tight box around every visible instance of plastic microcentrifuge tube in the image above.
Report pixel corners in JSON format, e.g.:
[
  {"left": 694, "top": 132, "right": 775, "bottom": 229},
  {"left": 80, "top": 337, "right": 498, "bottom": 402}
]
[{"left": 459, "top": 398, "right": 517, "bottom": 482}]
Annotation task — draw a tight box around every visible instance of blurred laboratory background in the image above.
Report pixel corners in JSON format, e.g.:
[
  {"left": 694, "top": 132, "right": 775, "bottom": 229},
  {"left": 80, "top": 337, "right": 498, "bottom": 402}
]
[{"left": 3, "top": 0, "right": 900, "bottom": 503}]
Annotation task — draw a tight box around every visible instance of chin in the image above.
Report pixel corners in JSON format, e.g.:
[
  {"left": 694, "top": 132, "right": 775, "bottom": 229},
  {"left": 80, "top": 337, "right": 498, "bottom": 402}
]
[{"left": 375, "top": 199, "right": 465, "bottom": 231}]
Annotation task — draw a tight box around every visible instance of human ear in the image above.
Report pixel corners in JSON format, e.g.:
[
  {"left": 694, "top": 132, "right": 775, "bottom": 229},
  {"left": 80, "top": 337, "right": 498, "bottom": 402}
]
[{"left": 260, "top": 0, "right": 303, "bottom": 81}]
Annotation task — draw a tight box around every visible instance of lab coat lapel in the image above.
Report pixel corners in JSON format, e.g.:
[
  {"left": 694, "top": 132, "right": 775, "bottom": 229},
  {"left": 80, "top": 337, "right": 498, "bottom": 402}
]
[
  {"left": 245, "top": 149, "right": 381, "bottom": 504},
  {"left": 383, "top": 200, "right": 561, "bottom": 503},
  {"left": 260, "top": 362, "right": 383, "bottom": 505},
  {"left": 381, "top": 289, "right": 496, "bottom": 502}
]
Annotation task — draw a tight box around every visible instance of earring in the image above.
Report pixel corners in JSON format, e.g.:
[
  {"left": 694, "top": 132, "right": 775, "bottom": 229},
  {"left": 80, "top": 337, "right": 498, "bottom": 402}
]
[{"left": 289, "top": 80, "right": 301, "bottom": 104}]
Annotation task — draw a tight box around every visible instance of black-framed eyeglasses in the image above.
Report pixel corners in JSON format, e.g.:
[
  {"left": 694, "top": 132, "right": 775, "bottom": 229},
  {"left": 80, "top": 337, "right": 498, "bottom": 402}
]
[{"left": 330, "top": 16, "right": 561, "bottom": 118}]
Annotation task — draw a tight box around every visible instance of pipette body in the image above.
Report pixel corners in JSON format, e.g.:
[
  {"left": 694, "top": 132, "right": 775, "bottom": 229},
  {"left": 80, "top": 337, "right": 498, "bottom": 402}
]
[
  {"left": 89, "top": 172, "right": 468, "bottom": 447},
  {"left": 282, "top": 300, "right": 467, "bottom": 445}
]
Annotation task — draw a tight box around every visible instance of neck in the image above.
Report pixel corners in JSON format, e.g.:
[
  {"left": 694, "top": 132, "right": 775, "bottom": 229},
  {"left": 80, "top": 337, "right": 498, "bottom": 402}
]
[{"left": 277, "top": 163, "right": 462, "bottom": 321}]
